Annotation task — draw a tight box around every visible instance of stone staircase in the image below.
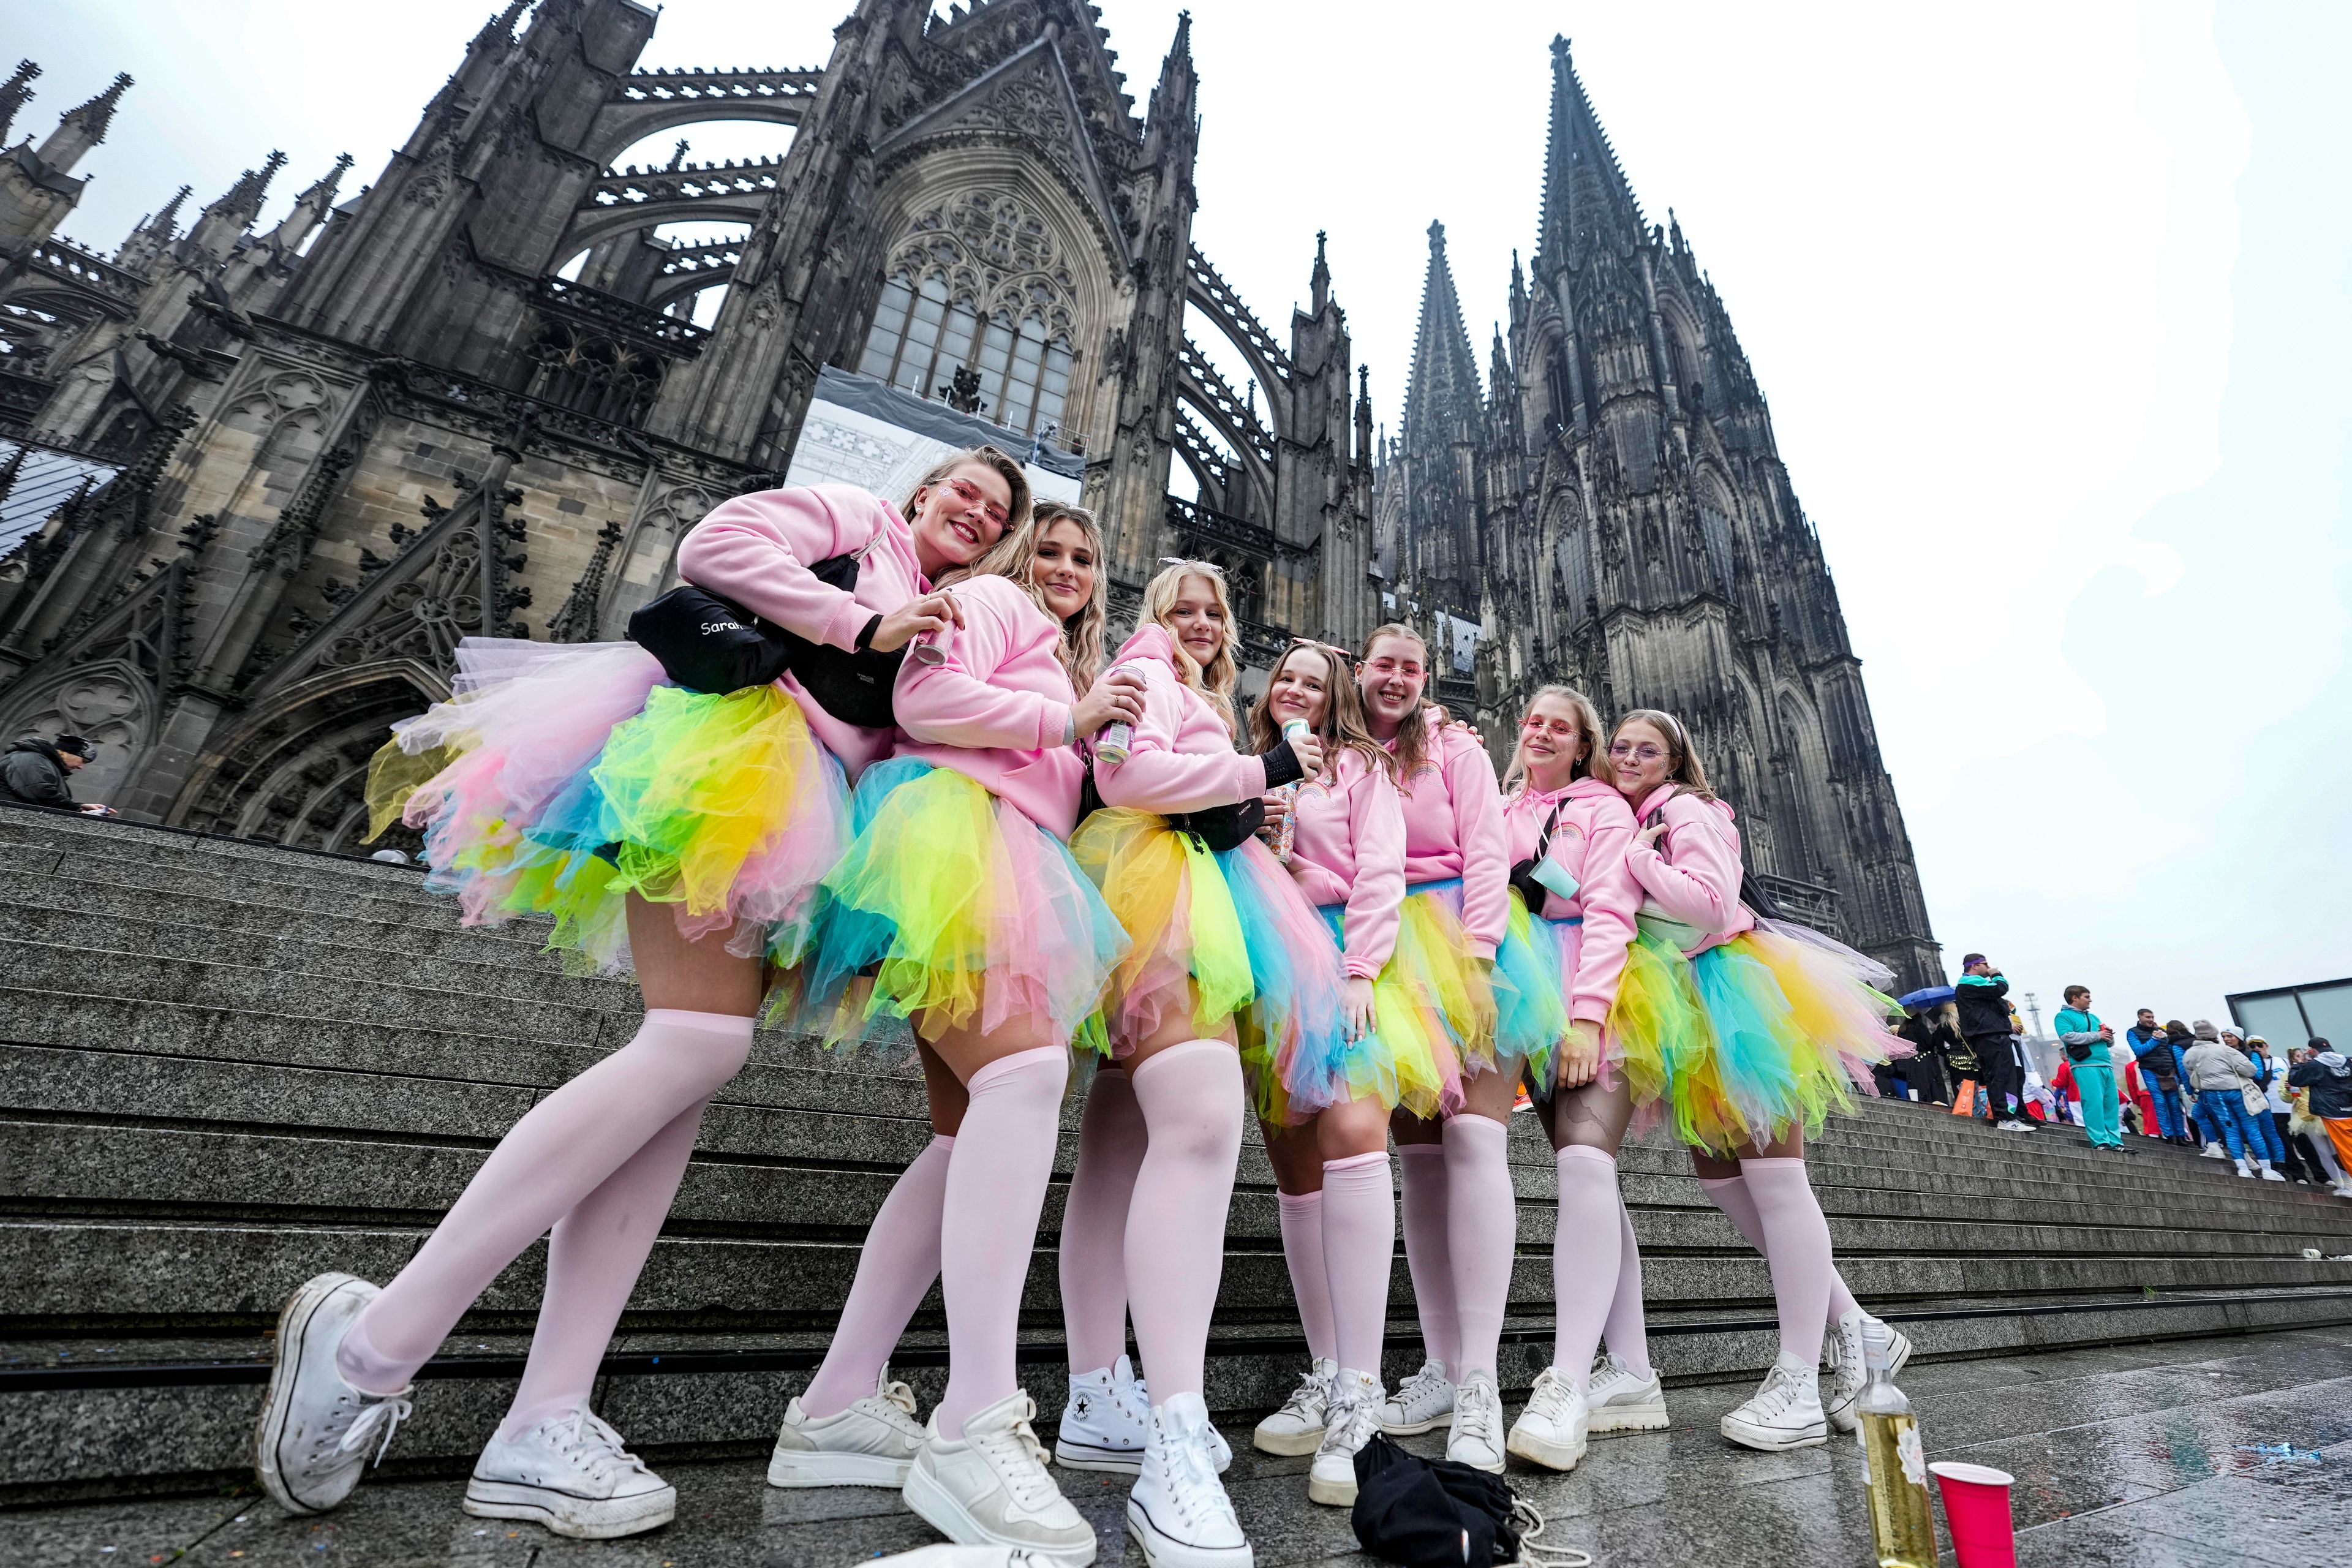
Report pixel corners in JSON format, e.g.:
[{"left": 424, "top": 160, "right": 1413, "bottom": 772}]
[{"left": 6, "top": 802, "right": 2351, "bottom": 1505}]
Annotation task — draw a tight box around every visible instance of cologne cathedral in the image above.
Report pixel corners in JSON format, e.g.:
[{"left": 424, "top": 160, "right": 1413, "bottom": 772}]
[{"left": 0, "top": 1, "right": 1937, "bottom": 984}]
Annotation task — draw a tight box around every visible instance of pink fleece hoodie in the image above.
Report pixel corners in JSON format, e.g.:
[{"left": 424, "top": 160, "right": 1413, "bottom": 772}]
[
  {"left": 1092, "top": 623, "right": 1265, "bottom": 812},
  {"left": 1624, "top": 785, "right": 1755, "bottom": 955},
  {"left": 674, "top": 483, "right": 928, "bottom": 777},
  {"left": 1386, "top": 721, "right": 1509, "bottom": 959},
  {"left": 1287, "top": 748, "right": 1408, "bottom": 978},
  {"left": 1501, "top": 775, "right": 1638, "bottom": 1025},
  {"left": 891, "top": 573, "right": 1084, "bottom": 839}
]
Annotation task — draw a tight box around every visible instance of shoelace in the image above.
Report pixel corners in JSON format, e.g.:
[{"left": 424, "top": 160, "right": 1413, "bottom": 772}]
[
  {"left": 546, "top": 1411, "right": 654, "bottom": 1486},
  {"left": 1747, "top": 1366, "right": 1804, "bottom": 1420},
  {"left": 1456, "top": 1382, "right": 1502, "bottom": 1447},
  {"left": 331, "top": 1392, "right": 414, "bottom": 1467},
  {"left": 1276, "top": 1370, "right": 1327, "bottom": 1419},
  {"left": 1156, "top": 1416, "right": 1230, "bottom": 1527},
  {"left": 868, "top": 1379, "right": 922, "bottom": 1433},
  {"left": 1523, "top": 1369, "right": 1575, "bottom": 1423},
  {"left": 1393, "top": 1363, "right": 1449, "bottom": 1406},
  {"left": 1322, "top": 1391, "right": 1382, "bottom": 1455},
  {"left": 976, "top": 1407, "right": 1059, "bottom": 1509}
]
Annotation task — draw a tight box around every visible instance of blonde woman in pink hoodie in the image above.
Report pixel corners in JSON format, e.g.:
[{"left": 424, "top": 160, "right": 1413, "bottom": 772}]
[
  {"left": 1605, "top": 708, "right": 1907, "bottom": 1456},
  {"left": 260, "top": 452, "right": 1024, "bottom": 1537}
]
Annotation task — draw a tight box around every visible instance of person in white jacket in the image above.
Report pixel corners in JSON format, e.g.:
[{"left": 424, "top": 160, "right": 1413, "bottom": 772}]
[{"left": 2182, "top": 1022, "right": 2283, "bottom": 1180}]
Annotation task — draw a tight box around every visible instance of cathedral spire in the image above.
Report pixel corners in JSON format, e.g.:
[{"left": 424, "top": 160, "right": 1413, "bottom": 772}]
[
  {"left": 1535, "top": 37, "right": 1643, "bottom": 271},
  {"left": 0, "top": 59, "right": 39, "bottom": 146},
  {"left": 1146, "top": 10, "right": 1196, "bottom": 140},
  {"left": 190, "top": 151, "right": 287, "bottom": 253},
  {"left": 34, "top": 70, "right": 130, "bottom": 176},
  {"left": 1310, "top": 228, "right": 1330, "bottom": 315},
  {"left": 116, "top": 183, "right": 191, "bottom": 269},
  {"left": 1400, "top": 219, "right": 1482, "bottom": 453},
  {"left": 270, "top": 152, "right": 353, "bottom": 250}
]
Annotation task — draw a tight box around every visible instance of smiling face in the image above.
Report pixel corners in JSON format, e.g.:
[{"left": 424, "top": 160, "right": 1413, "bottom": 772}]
[
  {"left": 1357, "top": 633, "right": 1427, "bottom": 734},
  {"left": 1518, "top": 693, "right": 1590, "bottom": 787},
  {"left": 1028, "top": 517, "right": 1096, "bottom": 622},
  {"left": 910, "top": 461, "right": 1013, "bottom": 573},
  {"left": 1608, "top": 717, "right": 1676, "bottom": 799},
  {"left": 1162, "top": 573, "right": 1228, "bottom": 668},
  {"left": 1265, "top": 647, "right": 1332, "bottom": 733}
]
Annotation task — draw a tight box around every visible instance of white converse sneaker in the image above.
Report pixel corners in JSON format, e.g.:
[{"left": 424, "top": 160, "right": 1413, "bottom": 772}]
[
  {"left": 1127, "top": 1362, "right": 1231, "bottom": 1474},
  {"left": 1720, "top": 1352, "right": 1829, "bottom": 1452},
  {"left": 1377, "top": 1357, "right": 1454, "bottom": 1435},
  {"left": 770, "top": 1368, "right": 927, "bottom": 1487},
  {"left": 1504, "top": 1365, "right": 1586, "bottom": 1471},
  {"left": 1823, "top": 1308, "right": 1913, "bottom": 1435},
  {"left": 1445, "top": 1371, "right": 1506, "bottom": 1473},
  {"left": 1581, "top": 1352, "right": 1668, "bottom": 1434},
  {"left": 463, "top": 1408, "right": 676, "bottom": 1539},
  {"left": 1126, "top": 1393, "right": 1251, "bottom": 1568},
  {"left": 1251, "top": 1358, "right": 1335, "bottom": 1457},
  {"left": 903, "top": 1392, "right": 1096, "bottom": 1567},
  {"left": 252, "top": 1273, "right": 413, "bottom": 1515},
  {"left": 1306, "top": 1368, "right": 1383, "bottom": 1507},
  {"left": 1056, "top": 1358, "right": 1149, "bottom": 1472}
]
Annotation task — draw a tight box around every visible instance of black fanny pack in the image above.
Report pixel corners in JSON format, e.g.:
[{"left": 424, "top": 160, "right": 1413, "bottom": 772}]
[
  {"left": 626, "top": 550, "right": 902, "bottom": 728},
  {"left": 2065, "top": 1037, "right": 2098, "bottom": 1063}
]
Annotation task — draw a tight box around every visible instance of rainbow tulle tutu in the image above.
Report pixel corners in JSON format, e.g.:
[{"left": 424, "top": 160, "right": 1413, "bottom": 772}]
[
  {"left": 1071, "top": 809, "right": 1349, "bottom": 1120},
  {"left": 364, "top": 638, "right": 848, "bottom": 975},
  {"left": 1406, "top": 880, "right": 1569, "bottom": 1081},
  {"left": 775, "top": 758, "right": 1126, "bottom": 1052},
  {"left": 1612, "top": 915, "right": 1901, "bottom": 1155},
  {"left": 1301, "top": 892, "right": 1469, "bottom": 1121},
  {"left": 1513, "top": 897, "right": 1610, "bottom": 1099}
]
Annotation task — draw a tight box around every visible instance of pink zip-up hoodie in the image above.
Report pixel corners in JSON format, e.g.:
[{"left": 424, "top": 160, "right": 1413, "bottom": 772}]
[
  {"left": 674, "top": 483, "right": 928, "bottom": 778},
  {"left": 1624, "top": 785, "right": 1755, "bottom": 955},
  {"left": 1387, "top": 721, "right": 1509, "bottom": 959},
  {"left": 1501, "top": 775, "right": 1638, "bottom": 1025},
  {"left": 891, "top": 573, "right": 1084, "bottom": 839},
  {"left": 1288, "top": 748, "right": 1408, "bottom": 978},
  {"left": 1093, "top": 623, "right": 1265, "bottom": 812}
]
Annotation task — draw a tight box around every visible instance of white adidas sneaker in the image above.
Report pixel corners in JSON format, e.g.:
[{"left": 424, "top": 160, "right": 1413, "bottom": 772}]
[
  {"left": 1125, "top": 1393, "right": 1250, "bottom": 1568},
  {"left": 1823, "top": 1308, "right": 1913, "bottom": 1435},
  {"left": 1504, "top": 1365, "right": 1586, "bottom": 1471},
  {"left": 1251, "top": 1358, "right": 1334, "bottom": 1456},
  {"left": 1376, "top": 1357, "right": 1454, "bottom": 1436},
  {"left": 903, "top": 1392, "right": 1096, "bottom": 1567},
  {"left": 463, "top": 1408, "right": 676, "bottom": 1539},
  {"left": 1720, "top": 1352, "right": 1829, "bottom": 1452},
  {"left": 1445, "top": 1371, "right": 1506, "bottom": 1473},
  {"left": 1582, "top": 1351, "right": 1669, "bottom": 1434},
  {"left": 252, "top": 1273, "right": 413, "bottom": 1517},
  {"left": 769, "top": 1368, "right": 927, "bottom": 1487},
  {"left": 1306, "top": 1368, "right": 1383, "bottom": 1507}
]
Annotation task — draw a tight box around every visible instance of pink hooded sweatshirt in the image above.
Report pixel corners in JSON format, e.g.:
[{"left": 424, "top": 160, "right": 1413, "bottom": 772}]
[
  {"left": 1387, "top": 721, "right": 1509, "bottom": 959},
  {"left": 1501, "top": 775, "right": 1638, "bottom": 1026},
  {"left": 1093, "top": 623, "right": 1267, "bottom": 812},
  {"left": 1287, "top": 748, "right": 1408, "bottom": 979},
  {"left": 891, "top": 573, "right": 1085, "bottom": 839},
  {"left": 1624, "top": 785, "right": 1755, "bottom": 956},
  {"left": 674, "top": 483, "right": 929, "bottom": 778}
]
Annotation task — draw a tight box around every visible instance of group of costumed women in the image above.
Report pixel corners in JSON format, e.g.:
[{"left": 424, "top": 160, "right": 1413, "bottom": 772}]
[{"left": 250, "top": 454, "right": 1909, "bottom": 1566}]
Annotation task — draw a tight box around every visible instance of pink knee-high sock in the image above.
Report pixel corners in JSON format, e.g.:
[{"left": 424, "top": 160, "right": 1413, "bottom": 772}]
[
  {"left": 1396, "top": 1144, "right": 1458, "bottom": 1371},
  {"left": 1278, "top": 1190, "right": 1338, "bottom": 1364},
  {"left": 1060, "top": 1067, "right": 1145, "bottom": 1373},
  {"left": 337, "top": 1009, "right": 753, "bottom": 1394},
  {"left": 799, "top": 1133, "right": 955, "bottom": 1418},
  {"left": 1441, "top": 1115, "right": 1517, "bottom": 1381},
  {"left": 934, "top": 1045, "right": 1068, "bottom": 1439},
  {"left": 1739, "top": 1158, "right": 1835, "bottom": 1365},
  {"left": 1318, "top": 1152, "right": 1394, "bottom": 1376},
  {"left": 1122, "top": 1041, "right": 1243, "bottom": 1402},
  {"left": 1600, "top": 1191, "right": 1653, "bottom": 1381},
  {"left": 1550, "top": 1146, "right": 1621, "bottom": 1390},
  {"left": 1697, "top": 1172, "right": 1858, "bottom": 1327}
]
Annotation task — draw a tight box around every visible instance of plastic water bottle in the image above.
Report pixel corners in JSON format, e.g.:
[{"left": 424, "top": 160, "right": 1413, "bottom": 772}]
[
  {"left": 1268, "top": 719, "right": 1311, "bottom": 861},
  {"left": 1857, "top": 1336, "right": 1937, "bottom": 1567}
]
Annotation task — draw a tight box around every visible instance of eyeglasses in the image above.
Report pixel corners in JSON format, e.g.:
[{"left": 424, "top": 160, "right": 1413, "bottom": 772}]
[
  {"left": 1607, "top": 742, "right": 1667, "bottom": 763},
  {"left": 1521, "top": 717, "right": 1585, "bottom": 741},
  {"left": 943, "top": 477, "right": 1010, "bottom": 531}
]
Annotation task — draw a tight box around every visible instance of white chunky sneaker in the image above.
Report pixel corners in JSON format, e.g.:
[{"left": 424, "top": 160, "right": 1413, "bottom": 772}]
[
  {"left": 769, "top": 1368, "right": 927, "bottom": 1487},
  {"left": 1057, "top": 1357, "right": 1150, "bottom": 1472},
  {"left": 2259, "top": 1163, "right": 2286, "bottom": 1182},
  {"left": 2234, "top": 1156, "right": 2256, "bottom": 1178},
  {"left": 464, "top": 1408, "right": 676, "bottom": 1539},
  {"left": 1377, "top": 1357, "right": 1454, "bottom": 1436},
  {"left": 869, "top": 1548, "right": 1063, "bottom": 1568},
  {"left": 1822, "top": 1308, "right": 1913, "bottom": 1435},
  {"left": 252, "top": 1273, "right": 413, "bottom": 1516},
  {"left": 1251, "top": 1358, "right": 1335, "bottom": 1457},
  {"left": 1581, "top": 1352, "right": 1669, "bottom": 1434},
  {"left": 2200, "top": 1142, "right": 2230, "bottom": 1159},
  {"left": 903, "top": 1391, "right": 1096, "bottom": 1567},
  {"left": 1720, "top": 1352, "right": 1829, "bottom": 1452},
  {"left": 1445, "top": 1371, "right": 1506, "bottom": 1473},
  {"left": 1306, "top": 1368, "right": 1383, "bottom": 1507},
  {"left": 1128, "top": 1362, "right": 1231, "bottom": 1474},
  {"left": 1126, "top": 1393, "right": 1251, "bottom": 1568},
  {"left": 1504, "top": 1365, "right": 1586, "bottom": 1471}
]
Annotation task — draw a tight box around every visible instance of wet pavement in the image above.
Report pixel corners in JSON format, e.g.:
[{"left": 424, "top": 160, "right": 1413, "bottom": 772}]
[{"left": 5, "top": 1328, "right": 2348, "bottom": 1567}]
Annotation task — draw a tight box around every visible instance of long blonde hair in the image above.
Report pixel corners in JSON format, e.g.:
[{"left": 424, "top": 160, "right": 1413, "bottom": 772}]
[
  {"left": 1139, "top": 559, "right": 1242, "bottom": 732},
  {"left": 1502, "top": 684, "right": 1607, "bottom": 794},
  {"left": 1610, "top": 707, "right": 1717, "bottom": 803},
  {"left": 1358, "top": 622, "right": 1435, "bottom": 783},
  {"left": 1247, "top": 639, "right": 1393, "bottom": 782},
  {"left": 902, "top": 444, "right": 1030, "bottom": 534},
  {"left": 965, "top": 499, "right": 1108, "bottom": 689}
]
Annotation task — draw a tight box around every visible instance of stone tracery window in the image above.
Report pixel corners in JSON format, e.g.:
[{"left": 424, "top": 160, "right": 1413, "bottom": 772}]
[{"left": 855, "top": 193, "right": 1079, "bottom": 436}]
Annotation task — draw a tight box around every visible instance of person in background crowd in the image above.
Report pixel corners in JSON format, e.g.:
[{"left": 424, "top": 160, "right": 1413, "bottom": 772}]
[
  {"left": 1894, "top": 1005, "right": 1956, "bottom": 1106},
  {"left": 2184, "top": 1022, "right": 2282, "bottom": 1180},
  {"left": 2283, "top": 1047, "right": 2342, "bottom": 1190},
  {"left": 1941, "top": 1006, "right": 1983, "bottom": 1119},
  {"left": 2112, "top": 1035, "right": 2156, "bottom": 1138},
  {"left": 1955, "top": 956, "right": 2028, "bottom": 1131},
  {"left": 2052, "top": 986, "right": 2125, "bottom": 1151},
  {"left": 2237, "top": 1037, "right": 2291, "bottom": 1173},
  {"left": 2286, "top": 1040, "right": 2352, "bottom": 1198},
  {"left": 2258, "top": 1040, "right": 2317, "bottom": 1184},
  {"left": 2167, "top": 1020, "right": 2215, "bottom": 1150},
  {"left": 2127, "top": 1008, "right": 2186, "bottom": 1144},
  {"left": 0, "top": 732, "right": 113, "bottom": 814}
]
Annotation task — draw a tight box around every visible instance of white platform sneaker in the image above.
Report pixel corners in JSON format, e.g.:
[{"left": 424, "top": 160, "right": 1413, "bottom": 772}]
[
  {"left": 2259, "top": 1163, "right": 2287, "bottom": 1182},
  {"left": 1376, "top": 1357, "right": 1454, "bottom": 1436},
  {"left": 2201, "top": 1142, "right": 2230, "bottom": 1159},
  {"left": 1504, "top": 1366, "right": 1586, "bottom": 1471},
  {"left": 252, "top": 1273, "right": 413, "bottom": 1516},
  {"left": 1823, "top": 1308, "right": 1913, "bottom": 1435},
  {"left": 1581, "top": 1352, "right": 1668, "bottom": 1434},
  {"left": 1125, "top": 1393, "right": 1251, "bottom": 1568},
  {"left": 903, "top": 1392, "right": 1096, "bottom": 1567},
  {"left": 1445, "top": 1371, "right": 1506, "bottom": 1473},
  {"left": 1251, "top": 1358, "right": 1335, "bottom": 1456},
  {"left": 1720, "top": 1352, "right": 1829, "bottom": 1452},
  {"left": 769, "top": 1368, "right": 927, "bottom": 1487},
  {"left": 1057, "top": 1357, "right": 1229, "bottom": 1474},
  {"left": 464, "top": 1408, "right": 676, "bottom": 1539},
  {"left": 1306, "top": 1369, "right": 1382, "bottom": 1507}
]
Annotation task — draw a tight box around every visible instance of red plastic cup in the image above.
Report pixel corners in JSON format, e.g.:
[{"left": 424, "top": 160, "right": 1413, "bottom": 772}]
[{"left": 1930, "top": 1461, "right": 2017, "bottom": 1568}]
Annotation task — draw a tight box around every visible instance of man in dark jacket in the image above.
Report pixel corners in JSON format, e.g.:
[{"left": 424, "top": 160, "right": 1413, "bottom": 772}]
[
  {"left": 1955, "top": 954, "right": 2029, "bottom": 1130},
  {"left": 0, "top": 733, "right": 105, "bottom": 813},
  {"left": 2126, "top": 1006, "right": 2187, "bottom": 1142}
]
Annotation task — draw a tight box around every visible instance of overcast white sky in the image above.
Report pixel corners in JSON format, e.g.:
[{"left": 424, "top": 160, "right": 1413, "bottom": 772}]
[{"left": 17, "top": 1, "right": 2348, "bottom": 1033}]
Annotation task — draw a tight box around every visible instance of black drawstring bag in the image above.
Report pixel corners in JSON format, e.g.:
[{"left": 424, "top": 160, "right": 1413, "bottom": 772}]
[
  {"left": 627, "top": 551, "right": 903, "bottom": 728},
  {"left": 1351, "top": 1435, "right": 1521, "bottom": 1568}
]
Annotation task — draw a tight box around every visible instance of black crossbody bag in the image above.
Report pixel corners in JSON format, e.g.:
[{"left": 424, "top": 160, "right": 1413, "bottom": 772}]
[{"left": 626, "top": 548, "right": 902, "bottom": 729}]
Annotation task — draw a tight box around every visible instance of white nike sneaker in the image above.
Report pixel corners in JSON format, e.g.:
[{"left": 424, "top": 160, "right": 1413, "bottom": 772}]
[
  {"left": 903, "top": 1392, "right": 1096, "bottom": 1567},
  {"left": 1721, "top": 1352, "right": 1829, "bottom": 1452},
  {"left": 252, "top": 1273, "right": 413, "bottom": 1516},
  {"left": 1581, "top": 1352, "right": 1669, "bottom": 1434},
  {"left": 1114, "top": 1360, "right": 1231, "bottom": 1474},
  {"left": 1445, "top": 1371, "right": 1507, "bottom": 1473},
  {"left": 1056, "top": 1359, "right": 1149, "bottom": 1472},
  {"left": 1125, "top": 1393, "right": 1250, "bottom": 1568},
  {"left": 1504, "top": 1365, "right": 1586, "bottom": 1471},
  {"left": 1377, "top": 1357, "right": 1454, "bottom": 1436},
  {"left": 463, "top": 1408, "right": 676, "bottom": 1539},
  {"left": 1251, "top": 1358, "right": 1335, "bottom": 1457},
  {"left": 770, "top": 1369, "right": 927, "bottom": 1487},
  {"left": 1306, "top": 1368, "right": 1383, "bottom": 1507},
  {"left": 1823, "top": 1308, "right": 1913, "bottom": 1436}
]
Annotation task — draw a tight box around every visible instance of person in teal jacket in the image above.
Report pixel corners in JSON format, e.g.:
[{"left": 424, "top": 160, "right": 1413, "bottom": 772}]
[{"left": 2053, "top": 985, "right": 2126, "bottom": 1150}]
